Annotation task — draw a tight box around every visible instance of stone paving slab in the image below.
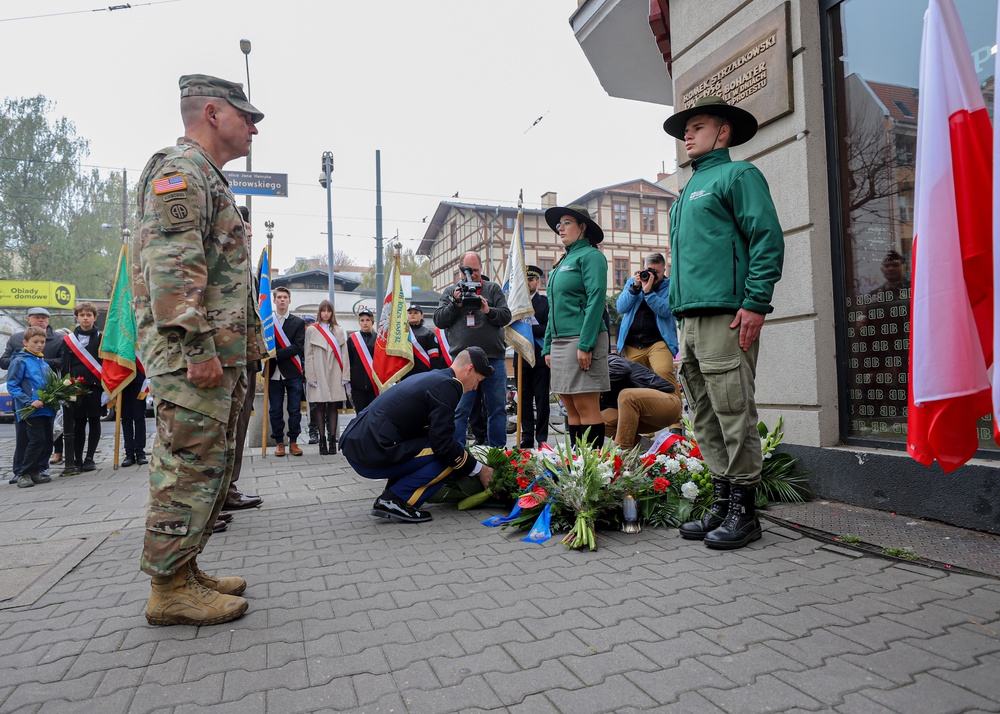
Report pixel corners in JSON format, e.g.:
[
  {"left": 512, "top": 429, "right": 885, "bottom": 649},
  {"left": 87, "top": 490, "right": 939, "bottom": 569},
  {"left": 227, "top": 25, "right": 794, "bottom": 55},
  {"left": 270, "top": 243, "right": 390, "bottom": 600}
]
[
  {"left": 0, "top": 492, "right": 998, "bottom": 713},
  {"left": 766, "top": 500, "right": 1000, "bottom": 578}
]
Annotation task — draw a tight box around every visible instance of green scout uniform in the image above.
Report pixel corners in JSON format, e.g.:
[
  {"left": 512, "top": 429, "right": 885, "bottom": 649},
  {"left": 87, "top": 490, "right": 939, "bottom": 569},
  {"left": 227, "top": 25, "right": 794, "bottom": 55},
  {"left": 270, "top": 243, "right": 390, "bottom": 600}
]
[
  {"left": 132, "top": 136, "right": 267, "bottom": 576},
  {"left": 668, "top": 147, "right": 784, "bottom": 486},
  {"left": 541, "top": 239, "right": 608, "bottom": 355}
]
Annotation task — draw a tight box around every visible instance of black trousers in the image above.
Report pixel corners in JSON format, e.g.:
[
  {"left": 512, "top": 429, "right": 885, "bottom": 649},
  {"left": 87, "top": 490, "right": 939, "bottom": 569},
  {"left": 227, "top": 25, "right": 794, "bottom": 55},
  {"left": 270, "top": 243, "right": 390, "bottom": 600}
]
[{"left": 513, "top": 356, "right": 551, "bottom": 448}]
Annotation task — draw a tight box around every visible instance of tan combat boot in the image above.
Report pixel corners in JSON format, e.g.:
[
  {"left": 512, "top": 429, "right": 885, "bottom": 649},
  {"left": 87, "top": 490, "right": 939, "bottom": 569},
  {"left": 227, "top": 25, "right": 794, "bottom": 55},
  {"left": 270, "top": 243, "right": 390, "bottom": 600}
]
[
  {"left": 190, "top": 558, "right": 247, "bottom": 596},
  {"left": 145, "top": 568, "right": 248, "bottom": 626}
]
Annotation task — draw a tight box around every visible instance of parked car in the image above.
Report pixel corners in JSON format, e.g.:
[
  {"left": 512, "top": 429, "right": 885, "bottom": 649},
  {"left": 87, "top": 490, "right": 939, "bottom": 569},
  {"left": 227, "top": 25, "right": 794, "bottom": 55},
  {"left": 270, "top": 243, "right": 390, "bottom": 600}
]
[{"left": 0, "top": 373, "right": 13, "bottom": 423}]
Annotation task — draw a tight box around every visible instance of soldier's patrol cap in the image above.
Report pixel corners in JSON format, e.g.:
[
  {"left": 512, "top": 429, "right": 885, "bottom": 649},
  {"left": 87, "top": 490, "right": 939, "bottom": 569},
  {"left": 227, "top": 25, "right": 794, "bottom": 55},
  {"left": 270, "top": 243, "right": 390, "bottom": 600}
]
[
  {"left": 179, "top": 74, "right": 264, "bottom": 124},
  {"left": 465, "top": 346, "right": 495, "bottom": 377},
  {"left": 526, "top": 265, "right": 543, "bottom": 279}
]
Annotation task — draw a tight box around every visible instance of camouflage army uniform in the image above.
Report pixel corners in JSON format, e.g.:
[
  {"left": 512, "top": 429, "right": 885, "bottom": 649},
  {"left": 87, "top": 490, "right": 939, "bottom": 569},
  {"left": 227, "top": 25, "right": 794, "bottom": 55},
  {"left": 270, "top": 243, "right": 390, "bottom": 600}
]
[{"left": 131, "top": 136, "right": 267, "bottom": 577}]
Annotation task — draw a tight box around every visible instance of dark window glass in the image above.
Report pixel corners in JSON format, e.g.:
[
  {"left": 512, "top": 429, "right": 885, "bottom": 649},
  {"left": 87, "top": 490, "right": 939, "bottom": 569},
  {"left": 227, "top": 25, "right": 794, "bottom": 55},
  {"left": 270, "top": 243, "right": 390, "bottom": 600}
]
[{"left": 829, "top": 0, "right": 996, "bottom": 448}]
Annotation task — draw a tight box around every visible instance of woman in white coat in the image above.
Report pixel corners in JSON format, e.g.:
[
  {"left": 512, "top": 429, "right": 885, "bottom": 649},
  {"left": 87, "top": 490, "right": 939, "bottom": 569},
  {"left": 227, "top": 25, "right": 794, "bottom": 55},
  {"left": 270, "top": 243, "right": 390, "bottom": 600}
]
[{"left": 305, "top": 300, "right": 351, "bottom": 454}]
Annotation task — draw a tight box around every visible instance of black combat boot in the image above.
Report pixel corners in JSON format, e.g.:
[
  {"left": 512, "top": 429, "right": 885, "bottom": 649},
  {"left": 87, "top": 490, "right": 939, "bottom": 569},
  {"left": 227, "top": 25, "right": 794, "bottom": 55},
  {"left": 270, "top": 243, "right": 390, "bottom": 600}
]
[
  {"left": 679, "top": 479, "right": 731, "bottom": 540},
  {"left": 704, "top": 483, "right": 762, "bottom": 550}
]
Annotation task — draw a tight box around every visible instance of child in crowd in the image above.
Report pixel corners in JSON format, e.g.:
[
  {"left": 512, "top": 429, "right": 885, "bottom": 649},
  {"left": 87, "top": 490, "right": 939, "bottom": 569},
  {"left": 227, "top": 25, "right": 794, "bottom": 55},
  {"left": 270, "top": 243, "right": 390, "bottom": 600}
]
[
  {"left": 61, "top": 302, "right": 103, "bottom": 473},
  {"left": 7, "top": 327, "right": 56, "bottom": 488}
]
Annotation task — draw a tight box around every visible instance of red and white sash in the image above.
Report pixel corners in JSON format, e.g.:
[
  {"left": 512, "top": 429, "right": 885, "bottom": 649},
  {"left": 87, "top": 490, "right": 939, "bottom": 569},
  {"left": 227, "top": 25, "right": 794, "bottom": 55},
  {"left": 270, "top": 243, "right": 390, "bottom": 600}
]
[
  {"left": 136, "top": 354, "right": 150, "bottom": 398},
  {"left": 409, "top": 330, "right": 432, "bottom": 369},
  {"left": 64, "top": 333, "right": 102, "bottom": 381},
  {"left": 434, "top": 327, "right": 453, "bottom": 366},
  {"left": 350, "top": 331, "right": 378, "bottom": 394},
  {"left": 314, "top": 323, "right": 343, "bottom": 371},
  {"left": 274, "top": 318, "right": 303, "bottom": 374}
]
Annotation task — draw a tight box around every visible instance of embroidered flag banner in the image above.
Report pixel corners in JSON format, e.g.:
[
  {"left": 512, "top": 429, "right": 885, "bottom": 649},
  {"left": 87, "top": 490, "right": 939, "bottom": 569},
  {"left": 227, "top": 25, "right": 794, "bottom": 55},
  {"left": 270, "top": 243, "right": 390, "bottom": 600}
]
[
  {"left": 257, "top": 248, "right": 276, "bottom": 361},
  {"left": 373, "top": 249, "right": 413, "bottom": 390},
  {"left": 98, "top": 245, "right": 136, "bottom": 400},
  {"left": 908, "top": 0, "right": 993, "bottom": 473},
  {"left": 502, "top": 190, "right": 536, "bottom": 367}
]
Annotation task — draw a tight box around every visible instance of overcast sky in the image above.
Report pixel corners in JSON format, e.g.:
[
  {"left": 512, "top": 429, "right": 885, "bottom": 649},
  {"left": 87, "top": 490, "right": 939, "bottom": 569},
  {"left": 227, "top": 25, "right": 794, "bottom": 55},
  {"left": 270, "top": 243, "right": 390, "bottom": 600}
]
[{"left": 3, "top": 0, "right": 677, "bottom": 273}]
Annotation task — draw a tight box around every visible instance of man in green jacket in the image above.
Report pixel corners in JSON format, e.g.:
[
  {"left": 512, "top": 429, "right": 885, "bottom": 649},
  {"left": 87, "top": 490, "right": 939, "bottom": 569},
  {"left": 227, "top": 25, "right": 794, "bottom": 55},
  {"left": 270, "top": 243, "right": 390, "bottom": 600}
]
[{"left": 663, "top": 96, "right": 784, "bottom": 551}]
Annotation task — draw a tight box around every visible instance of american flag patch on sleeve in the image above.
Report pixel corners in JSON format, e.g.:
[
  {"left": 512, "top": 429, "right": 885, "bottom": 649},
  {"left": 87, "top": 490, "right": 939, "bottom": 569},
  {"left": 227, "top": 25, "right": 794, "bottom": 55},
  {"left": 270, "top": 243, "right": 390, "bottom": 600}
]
[{"left": 152, "top": 174, "right": 187, "bottom": 194}]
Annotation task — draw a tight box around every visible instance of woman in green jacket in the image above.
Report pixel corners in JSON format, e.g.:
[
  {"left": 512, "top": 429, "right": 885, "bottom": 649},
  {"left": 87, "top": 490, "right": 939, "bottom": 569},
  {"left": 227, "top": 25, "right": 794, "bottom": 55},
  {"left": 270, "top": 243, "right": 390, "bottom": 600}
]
[{"left": 542, "top": 204, "right": 610, "bottom": 448}]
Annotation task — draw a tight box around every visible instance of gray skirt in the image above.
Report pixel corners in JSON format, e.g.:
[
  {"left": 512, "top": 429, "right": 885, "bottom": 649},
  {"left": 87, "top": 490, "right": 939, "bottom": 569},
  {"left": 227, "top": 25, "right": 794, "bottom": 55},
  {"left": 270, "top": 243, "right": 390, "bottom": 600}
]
[{"left": 550, "top": 332, "right": 610, "bottom": 394}]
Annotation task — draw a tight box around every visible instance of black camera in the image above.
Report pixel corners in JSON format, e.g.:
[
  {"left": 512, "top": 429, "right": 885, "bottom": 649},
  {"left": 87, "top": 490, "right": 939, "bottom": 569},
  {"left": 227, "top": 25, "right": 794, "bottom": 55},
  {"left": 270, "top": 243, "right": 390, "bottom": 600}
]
[
  {"left": 458, "top": 266, "right": 483, "bottom": 311},
  {"left": 639, "top": 268, "right": 655, "bottom": 282}
]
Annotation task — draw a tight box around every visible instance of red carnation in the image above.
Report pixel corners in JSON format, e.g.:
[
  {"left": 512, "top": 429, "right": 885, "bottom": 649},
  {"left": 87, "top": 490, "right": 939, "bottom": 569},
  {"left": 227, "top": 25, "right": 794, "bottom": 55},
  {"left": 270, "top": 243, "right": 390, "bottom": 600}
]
[{"left": 653, "top": 477, "right": 670, "bottom": 492}]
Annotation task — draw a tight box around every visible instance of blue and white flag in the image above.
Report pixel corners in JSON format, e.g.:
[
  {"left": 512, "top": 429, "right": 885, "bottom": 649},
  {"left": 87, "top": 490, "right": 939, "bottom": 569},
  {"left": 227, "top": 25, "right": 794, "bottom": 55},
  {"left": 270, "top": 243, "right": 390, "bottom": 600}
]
[
  {"left": 257, "top": 248, "right": 276, "bottom": 361},
  {"left": 503, "top": 190, "right": 536, "bottom": 367}
]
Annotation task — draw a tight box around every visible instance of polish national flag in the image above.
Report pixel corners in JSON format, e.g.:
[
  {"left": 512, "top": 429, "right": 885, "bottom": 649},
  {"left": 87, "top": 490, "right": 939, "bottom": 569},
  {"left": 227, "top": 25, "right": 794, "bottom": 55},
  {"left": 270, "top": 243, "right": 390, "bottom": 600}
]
[{"left": 908, "top": 0, "right": 993, "bottom": 473}]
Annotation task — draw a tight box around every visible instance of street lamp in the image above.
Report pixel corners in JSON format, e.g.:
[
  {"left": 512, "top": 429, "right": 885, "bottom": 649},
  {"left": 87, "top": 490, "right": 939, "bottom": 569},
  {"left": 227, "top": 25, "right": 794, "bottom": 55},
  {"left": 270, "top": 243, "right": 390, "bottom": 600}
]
[
  {"left": 319, "top": 151, "right": 335, "bottom": 302},
  {"left": 240, "top": 39, "right": 253, "bottom": 222}
]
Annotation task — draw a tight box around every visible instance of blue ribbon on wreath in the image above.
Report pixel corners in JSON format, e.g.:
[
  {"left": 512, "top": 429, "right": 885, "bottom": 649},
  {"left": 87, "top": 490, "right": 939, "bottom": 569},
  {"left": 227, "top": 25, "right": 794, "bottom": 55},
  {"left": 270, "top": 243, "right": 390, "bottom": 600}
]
[
  {"left": 521, "top": 502, "right": 553, "bottom": 543},
  {"left": 481, "top": 474, "right": 546, "bottom": 528}
]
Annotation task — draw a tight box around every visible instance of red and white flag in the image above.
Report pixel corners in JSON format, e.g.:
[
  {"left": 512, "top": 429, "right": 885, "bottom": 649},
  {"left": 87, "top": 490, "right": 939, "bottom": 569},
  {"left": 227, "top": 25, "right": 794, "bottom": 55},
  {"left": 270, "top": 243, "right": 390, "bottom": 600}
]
[{"left": 908, "top": 0, "right": 993, "bottom": 473}]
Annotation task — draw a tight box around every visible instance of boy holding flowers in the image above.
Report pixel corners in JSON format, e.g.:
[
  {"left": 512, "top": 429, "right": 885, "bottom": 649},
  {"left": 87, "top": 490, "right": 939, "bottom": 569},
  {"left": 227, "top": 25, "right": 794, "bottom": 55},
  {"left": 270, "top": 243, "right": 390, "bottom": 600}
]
[{"left": 7, "top": 327, "right": 56, "bottom": 488}]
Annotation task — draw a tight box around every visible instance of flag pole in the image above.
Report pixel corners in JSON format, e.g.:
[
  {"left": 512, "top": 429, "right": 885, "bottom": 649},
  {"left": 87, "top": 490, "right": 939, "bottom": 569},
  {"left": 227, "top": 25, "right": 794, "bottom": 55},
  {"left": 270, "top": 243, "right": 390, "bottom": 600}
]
[
  {"left": 516, "top": 354, "right": 523, "bottom": 446},
  {"left": 112, "top": 395, "right": 122, "bottom": 469}
]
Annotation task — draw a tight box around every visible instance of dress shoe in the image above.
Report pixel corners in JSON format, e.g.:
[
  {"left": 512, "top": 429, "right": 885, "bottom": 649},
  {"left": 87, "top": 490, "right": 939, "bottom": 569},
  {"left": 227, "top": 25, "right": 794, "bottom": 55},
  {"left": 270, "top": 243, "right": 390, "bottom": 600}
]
[
  {"left": 288, "top": 442, "right": 303, "bottom": 456},
  {"left": 212, "top": 519, "right": 228, "bottom": 534},
  {"left": 274, "top": 443, "right": 286, "bottom": 457},
  {"left": 136, "top": 453, "right": 148, "bottom": 465},
  {"left": 81, "top": 459, "right": 96, "bottom": 472},
  {"left": 216, "top": 511, "right": 234, "bottom": 523},
  {"left": 223, "top": 491, "right": 263, "bottom": 510},
  {"left": 50, "top": 453, "right": 63, "bottom": 465},
  {"left": 121, "top": 454, "right": 135, "bottom": 467},
  {"left": 371, "top": 490, "right": 432, "bottom": 523}
]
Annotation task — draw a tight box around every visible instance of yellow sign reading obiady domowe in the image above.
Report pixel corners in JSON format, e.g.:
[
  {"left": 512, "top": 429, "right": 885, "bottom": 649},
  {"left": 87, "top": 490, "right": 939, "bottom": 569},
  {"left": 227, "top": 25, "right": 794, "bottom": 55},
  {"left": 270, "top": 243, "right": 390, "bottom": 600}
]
[{"left": 0, "top": 281, "right": 76, "bottom": 308}]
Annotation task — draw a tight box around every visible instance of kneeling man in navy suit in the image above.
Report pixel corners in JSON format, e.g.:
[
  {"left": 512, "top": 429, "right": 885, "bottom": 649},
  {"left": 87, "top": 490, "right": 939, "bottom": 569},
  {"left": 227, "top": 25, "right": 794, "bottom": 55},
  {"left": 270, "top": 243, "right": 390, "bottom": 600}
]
[{"left": 341, "top": 347, "right": 496, "bottom": 523}]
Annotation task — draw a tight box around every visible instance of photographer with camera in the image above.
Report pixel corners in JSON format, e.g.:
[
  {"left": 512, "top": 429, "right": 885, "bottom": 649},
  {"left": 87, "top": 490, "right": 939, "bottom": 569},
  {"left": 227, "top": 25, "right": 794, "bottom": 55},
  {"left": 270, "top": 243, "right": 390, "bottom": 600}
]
[
  {"left": 433, "top": 252, "right": 511, "bottom": 447},
  {"left": 615, "top": 252, "right": 679, "bottom": 388}
]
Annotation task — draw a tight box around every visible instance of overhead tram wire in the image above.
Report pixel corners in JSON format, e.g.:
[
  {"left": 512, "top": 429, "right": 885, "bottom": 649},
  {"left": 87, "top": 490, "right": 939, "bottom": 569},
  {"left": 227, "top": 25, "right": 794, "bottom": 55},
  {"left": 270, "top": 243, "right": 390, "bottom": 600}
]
[{"left": 0, "top": 0, "right": 180, "bottom": 23}]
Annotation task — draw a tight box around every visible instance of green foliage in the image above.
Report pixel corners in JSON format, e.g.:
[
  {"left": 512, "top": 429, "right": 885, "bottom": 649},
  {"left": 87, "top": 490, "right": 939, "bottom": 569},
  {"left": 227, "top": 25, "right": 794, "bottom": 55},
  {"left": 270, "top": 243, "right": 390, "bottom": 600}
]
[
  {"left": 839, "top": 534, "right": 862, "bottom": 545},
  {"left": 0, "top": 95, "right": 127, "bottom": 299},
  {"left": 756, "top": 417, "right": 812, "bottom": 508},
  {"left": 881, "top": 546, "right": 919, "bottom": 560},
  {"left": 360, "top": 247, "right": 432, "bottom": 290}
]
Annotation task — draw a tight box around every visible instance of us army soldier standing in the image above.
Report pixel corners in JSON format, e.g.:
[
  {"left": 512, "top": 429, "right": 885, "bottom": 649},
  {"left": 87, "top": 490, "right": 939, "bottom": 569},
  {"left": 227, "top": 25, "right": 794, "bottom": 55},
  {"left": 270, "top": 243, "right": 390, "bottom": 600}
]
[{"left": 132, "top": 74, "right": 268, "bottom": 626}]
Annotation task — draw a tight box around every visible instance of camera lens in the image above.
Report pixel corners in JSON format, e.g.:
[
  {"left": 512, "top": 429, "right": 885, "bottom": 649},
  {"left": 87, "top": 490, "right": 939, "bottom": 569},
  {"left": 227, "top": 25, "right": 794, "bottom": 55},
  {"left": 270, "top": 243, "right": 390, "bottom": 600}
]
[{"left": 639, "top": 269, "right": 652, "bottom": 281}]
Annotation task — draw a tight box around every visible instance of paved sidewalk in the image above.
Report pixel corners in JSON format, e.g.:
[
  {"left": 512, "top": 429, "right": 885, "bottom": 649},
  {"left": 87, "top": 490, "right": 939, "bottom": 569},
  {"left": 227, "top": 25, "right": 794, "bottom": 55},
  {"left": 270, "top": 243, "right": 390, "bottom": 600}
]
[{"left": 1, "top": 434, "right": 999, "bottom": 713}]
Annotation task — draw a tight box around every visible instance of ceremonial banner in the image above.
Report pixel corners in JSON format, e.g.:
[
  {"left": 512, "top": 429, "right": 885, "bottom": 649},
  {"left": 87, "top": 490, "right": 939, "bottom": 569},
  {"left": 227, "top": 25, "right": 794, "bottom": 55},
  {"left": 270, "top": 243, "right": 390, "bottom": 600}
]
[
  {"left": 908, "top": 0, "right": 993, "bottom": 472},
  {"left": 502, "top": 191, "right": 536, "bottom": 367},
  {"left": 257, "top": 248, "right": 277, "bottom": 360},
  {"left": 373, "top": 251, "right": 413, "bottom": 390},
  {"left": 98, "top": 245, "right": 136, "bottom": 400}
]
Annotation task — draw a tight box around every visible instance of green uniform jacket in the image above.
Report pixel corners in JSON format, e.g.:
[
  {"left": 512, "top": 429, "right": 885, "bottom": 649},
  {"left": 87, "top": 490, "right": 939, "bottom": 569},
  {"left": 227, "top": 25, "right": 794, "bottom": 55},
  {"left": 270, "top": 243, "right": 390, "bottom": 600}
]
[
  {"left": 542, "top": 238, "right": 608, "bottom": 355},
  {"left": 668, "top": 149, "right": 784, "bottom": 316},
  {"left": 131, "top": 137, "right": 267, "bottom": 421}
]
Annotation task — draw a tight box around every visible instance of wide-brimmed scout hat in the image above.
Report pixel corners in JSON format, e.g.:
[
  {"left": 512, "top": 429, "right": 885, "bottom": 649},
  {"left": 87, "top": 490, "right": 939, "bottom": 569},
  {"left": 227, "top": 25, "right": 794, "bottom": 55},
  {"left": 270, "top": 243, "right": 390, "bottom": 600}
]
[
  {"left": 662, "top": 95, "right": 758, "bottom": 147},
  {"left": 544, "top": 204, "right": 604, "bottom": 245},
  {"left": 179, "top": 74, "right": 265, "bottom": 124}
]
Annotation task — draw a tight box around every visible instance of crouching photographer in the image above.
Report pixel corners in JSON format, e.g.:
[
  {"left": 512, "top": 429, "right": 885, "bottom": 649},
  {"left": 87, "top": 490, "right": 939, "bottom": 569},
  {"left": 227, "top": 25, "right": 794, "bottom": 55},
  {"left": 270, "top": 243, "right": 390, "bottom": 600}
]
[
  {"left": 615, "top": 252, "right": 679, "bottom": 386},
  {"left": 433, "top": 251, "right": 511, "bottom": 447}
]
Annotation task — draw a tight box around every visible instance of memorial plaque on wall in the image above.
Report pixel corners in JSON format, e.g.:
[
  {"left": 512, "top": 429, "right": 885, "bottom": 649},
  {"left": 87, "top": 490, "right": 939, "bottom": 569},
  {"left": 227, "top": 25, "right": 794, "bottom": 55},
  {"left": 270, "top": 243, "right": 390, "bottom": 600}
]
[{"left": 674, "top": 1, "right": 792, "bottom": 132}]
